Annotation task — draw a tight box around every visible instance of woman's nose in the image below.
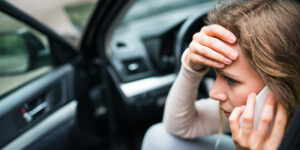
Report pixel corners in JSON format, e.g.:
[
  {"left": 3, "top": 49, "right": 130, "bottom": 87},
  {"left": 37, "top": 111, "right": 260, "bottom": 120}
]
[{"left": 209, "top": 82, "right": 227, "bottom": 101}]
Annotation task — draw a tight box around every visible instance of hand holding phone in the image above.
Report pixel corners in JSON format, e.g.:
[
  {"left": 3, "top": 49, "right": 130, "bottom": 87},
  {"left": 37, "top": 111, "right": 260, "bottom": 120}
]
[
  {"left": 231, "top": 86, "right": 285, "bottom": 149},
  {"left": 239, "top": 86, "right": 275, "bottom": 131}
]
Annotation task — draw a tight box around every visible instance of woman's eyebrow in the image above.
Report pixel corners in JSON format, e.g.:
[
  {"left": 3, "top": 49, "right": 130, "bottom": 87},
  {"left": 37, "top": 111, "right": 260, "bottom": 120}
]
[{"left": 215, "top": 69, "right": 240, "bottom": 79}]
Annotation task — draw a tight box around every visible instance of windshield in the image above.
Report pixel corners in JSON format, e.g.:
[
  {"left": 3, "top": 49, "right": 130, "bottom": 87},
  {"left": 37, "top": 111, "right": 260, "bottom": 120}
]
[{"left": 123, "top": 0, "right": 212, "bottom": 22}]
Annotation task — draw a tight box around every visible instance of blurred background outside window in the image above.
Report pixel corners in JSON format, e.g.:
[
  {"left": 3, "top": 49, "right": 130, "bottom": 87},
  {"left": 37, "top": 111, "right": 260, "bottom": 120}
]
[{"left": 6, "top": 0, "right": 98, "bottom": 46}]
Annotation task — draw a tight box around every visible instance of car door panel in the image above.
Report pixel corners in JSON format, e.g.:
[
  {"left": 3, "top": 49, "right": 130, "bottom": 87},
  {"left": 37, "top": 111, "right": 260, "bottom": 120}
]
[
  {"left": 24, "top": 118, "right": 76, "bottom": 150},
  {"left": 0, "top": 64, "right": 76, "bottom": 149}
]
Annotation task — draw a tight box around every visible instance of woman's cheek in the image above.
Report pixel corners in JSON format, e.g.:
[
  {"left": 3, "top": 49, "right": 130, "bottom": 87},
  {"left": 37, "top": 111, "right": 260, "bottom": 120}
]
[{"left": 229, "top": 87, "right": 249, "bottom": 107}]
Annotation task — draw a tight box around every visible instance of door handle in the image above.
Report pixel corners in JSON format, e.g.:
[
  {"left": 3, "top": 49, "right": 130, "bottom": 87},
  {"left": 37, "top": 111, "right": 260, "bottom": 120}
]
[{"left": 22, "top": 101, "right": 48, "bottom": 123}]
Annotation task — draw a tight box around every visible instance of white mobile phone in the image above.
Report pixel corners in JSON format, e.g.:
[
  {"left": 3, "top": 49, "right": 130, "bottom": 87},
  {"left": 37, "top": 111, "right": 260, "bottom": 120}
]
[{"left": 239, "top": 86, "right": 274, "bottom": 131}]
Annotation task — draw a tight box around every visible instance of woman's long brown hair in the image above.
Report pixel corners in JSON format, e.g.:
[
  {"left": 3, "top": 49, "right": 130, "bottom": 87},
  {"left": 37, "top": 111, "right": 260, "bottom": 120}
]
[
  {"left": 208, "top": 1, "right": 300, "bottom": 148},
  {"left": 208, "top": 0, "right": 300, "bottom": 124}
]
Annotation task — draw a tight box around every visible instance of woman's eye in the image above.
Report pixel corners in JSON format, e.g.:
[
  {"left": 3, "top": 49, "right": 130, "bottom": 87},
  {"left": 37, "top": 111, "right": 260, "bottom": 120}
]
[{"left": 224, "top": 76, "right": 238, "bottom": 85}]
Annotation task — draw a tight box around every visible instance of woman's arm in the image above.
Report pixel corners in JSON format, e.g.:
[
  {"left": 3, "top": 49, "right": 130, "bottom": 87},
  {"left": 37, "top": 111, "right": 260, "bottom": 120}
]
[
  {"left": 163, "top": 24, "right": 237, "bottom": 138},
  {"left": 163, "top": 49, "right": 229, "bottom": 138}
]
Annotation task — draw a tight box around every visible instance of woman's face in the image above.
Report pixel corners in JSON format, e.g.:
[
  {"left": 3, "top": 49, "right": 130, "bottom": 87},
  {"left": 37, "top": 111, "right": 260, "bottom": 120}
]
[{"left": 209, "top": 44, "right": 265, "bottom": 117}]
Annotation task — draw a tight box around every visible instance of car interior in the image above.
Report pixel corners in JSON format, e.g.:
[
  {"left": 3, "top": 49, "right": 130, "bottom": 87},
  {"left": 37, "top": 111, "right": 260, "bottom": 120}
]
[{"left": 0, "top": 0, "right": 299, "bottom": 150}]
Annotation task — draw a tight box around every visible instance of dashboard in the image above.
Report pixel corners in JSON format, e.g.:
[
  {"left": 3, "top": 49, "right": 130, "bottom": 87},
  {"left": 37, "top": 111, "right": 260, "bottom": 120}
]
[{"left": 107, "top": 1, "right": 216, "bottom": 122}]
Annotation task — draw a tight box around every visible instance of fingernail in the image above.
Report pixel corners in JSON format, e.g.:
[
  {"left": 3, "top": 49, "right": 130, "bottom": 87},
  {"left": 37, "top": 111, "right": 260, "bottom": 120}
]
[
  {"left": 224, "top": 58, "right": 232, "bottom": 64},
  {"left": 230, "top": 52, "right": 238, "bottom": 60},
  {"left": 218, "top": 63, "right": 225, "bottom": 68},
  {"left": 229, "top": 36, "right": 236, "bottom": 43}
]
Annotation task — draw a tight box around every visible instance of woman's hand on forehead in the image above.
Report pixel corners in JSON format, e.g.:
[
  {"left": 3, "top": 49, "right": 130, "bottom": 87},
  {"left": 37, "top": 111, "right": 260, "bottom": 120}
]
[{"left": 186, "top": 24, "right": 239, "bottom": 71}]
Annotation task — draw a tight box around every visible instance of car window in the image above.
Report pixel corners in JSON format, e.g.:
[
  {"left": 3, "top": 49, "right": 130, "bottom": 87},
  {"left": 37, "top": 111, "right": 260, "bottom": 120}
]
[
  {"left": 6, "top": 0, "right": 98, "bottom": 46},
  {"left": 0, "top": 12, "right": 53, "bottom": 97}
]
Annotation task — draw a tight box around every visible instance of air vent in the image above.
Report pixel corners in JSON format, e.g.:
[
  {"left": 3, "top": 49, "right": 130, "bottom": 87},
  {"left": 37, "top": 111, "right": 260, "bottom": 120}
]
[
  {"left": 116, "top": 41, "right": 127, "bottom": 48},
  {"left": 123, "top": 58, "right": 147, "bottom": 75}
]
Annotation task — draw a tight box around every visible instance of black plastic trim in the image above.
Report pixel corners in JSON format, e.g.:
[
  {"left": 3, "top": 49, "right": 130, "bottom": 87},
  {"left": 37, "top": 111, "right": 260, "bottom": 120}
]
[{"left": 80, "top": 0, "right": 130, "bottom": 59}]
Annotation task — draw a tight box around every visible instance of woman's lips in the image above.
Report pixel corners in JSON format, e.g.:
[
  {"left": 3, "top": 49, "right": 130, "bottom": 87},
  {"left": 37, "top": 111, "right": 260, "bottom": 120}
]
[
  {"left": 223, "top": 111, "right": 231, "bottom": 117},
  {"left": 221, "top": 108, "right": 231, "bottom": 117}
]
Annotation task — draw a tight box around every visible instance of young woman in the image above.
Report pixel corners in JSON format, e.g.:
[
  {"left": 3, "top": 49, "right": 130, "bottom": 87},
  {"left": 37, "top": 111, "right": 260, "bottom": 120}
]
[{"left": 142, "top": 0, "right": 300, "bottom": 149}]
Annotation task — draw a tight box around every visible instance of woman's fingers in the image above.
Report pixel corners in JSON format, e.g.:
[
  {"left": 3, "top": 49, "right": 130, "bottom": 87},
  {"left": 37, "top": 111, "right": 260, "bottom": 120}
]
[
  {"left": 229, "top": 105, "right": 245, "bottom": 141},
  {"left": 189, "top": 52, "right": 225, "bottom": 68},
  {"left": 236, "top": 93, "right": 256, "bottom": 147},
  {"left": 256, "top": 93, "right": 275, "bottom": 139},
  {"left": 200, "top": 24, "right": 237, "bottom": 44},
  {"left": 250, "top": 92, "right": 275, "bottom": 149},
  {"left": 194, "top": 32, "right": 238, "bottom": 60},
  {"left": 187, "top": 24, "right": 237, "bottom": 70},
  {"left": 242, "top": 93, "right": 256, "bottom": 139},
  {"left": 266, "top": 103, "right": 287, "bottom": 148},
  {"left": 230, "top": 92, "right": 288, "bottom": 150},
  {"left": 200, "top": 24, "right": 238, "bottom": 60},
  {"left": 189, "top": 41, "right": 232, "bottom": 65}
]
